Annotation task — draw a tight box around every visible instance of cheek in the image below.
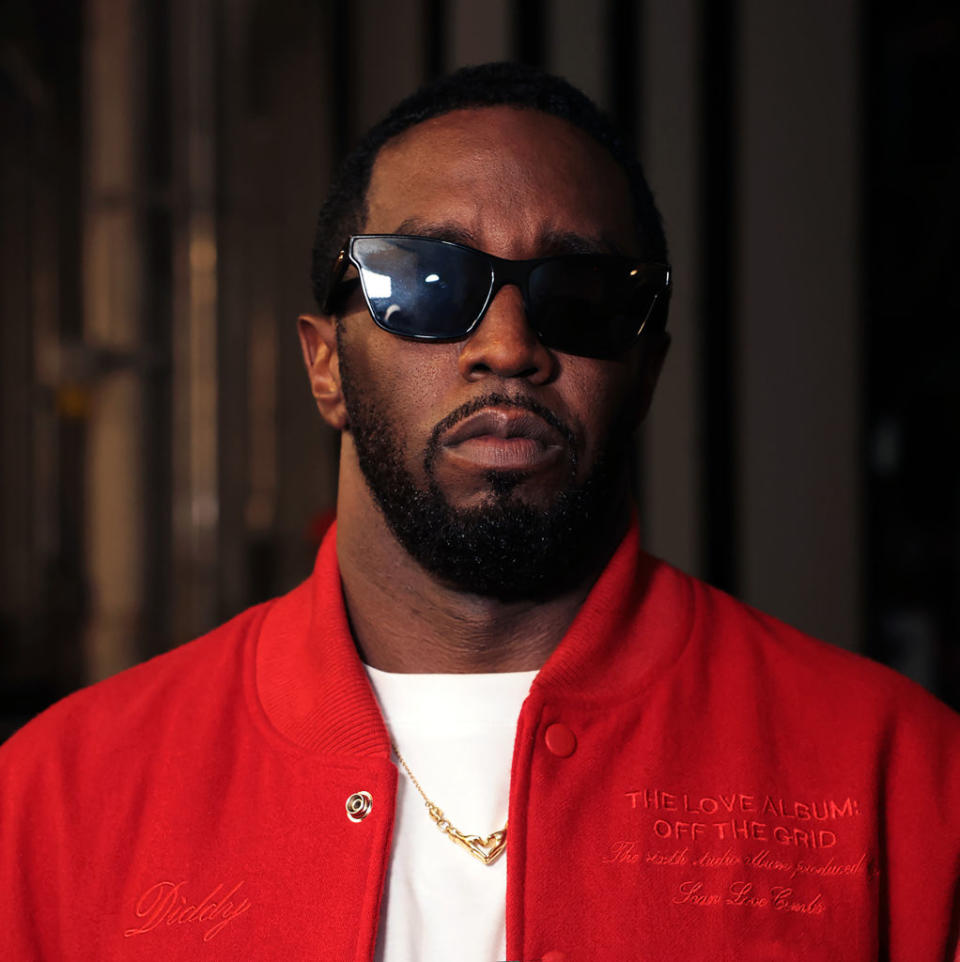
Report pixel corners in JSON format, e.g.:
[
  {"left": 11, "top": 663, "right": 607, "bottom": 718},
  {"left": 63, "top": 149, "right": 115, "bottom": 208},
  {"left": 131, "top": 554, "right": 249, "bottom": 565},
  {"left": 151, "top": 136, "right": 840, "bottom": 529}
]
[
  {"left": 366, "top": 339, "right": 462, "bottom": 411},
  {"left": 345, "top": 326, "right": 462, "bottom": 447},
  {"left": 563, "top": 361, "right": 640, "bottom": 454},
  {"left": 344, "top": 315, "right": 446, "bottom": 390}
]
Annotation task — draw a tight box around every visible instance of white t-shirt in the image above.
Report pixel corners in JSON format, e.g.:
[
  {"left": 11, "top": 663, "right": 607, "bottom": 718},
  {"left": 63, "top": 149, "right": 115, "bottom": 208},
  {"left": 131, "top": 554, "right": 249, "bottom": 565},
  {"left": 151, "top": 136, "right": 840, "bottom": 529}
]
[{"left": 363, "top": 665, "right": 538, "bottom": 962}]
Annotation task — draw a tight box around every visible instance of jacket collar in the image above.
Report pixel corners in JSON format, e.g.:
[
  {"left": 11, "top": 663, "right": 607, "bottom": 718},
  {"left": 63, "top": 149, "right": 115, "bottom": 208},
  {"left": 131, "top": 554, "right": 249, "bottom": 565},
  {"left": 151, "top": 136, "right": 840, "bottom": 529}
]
[{"left": 256, "top": 521, "right": 693, "bottom": 755}]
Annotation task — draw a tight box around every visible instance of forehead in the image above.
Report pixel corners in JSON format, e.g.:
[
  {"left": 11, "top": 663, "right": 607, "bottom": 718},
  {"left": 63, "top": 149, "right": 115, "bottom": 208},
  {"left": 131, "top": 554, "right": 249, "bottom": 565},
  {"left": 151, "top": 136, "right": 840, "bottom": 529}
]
[{"left": 363, "top": 106, "right": 637, "bottom": 256}]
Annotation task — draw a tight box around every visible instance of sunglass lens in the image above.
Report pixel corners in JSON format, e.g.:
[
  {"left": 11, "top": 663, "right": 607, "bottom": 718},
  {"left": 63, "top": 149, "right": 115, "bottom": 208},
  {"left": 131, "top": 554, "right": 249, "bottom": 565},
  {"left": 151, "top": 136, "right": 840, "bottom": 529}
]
[
  {"left": 528, "top": 259, "right": 660, "bottom": 358},
  {"left": 351, "top": 237, "right": 491, "bottom": 339}
]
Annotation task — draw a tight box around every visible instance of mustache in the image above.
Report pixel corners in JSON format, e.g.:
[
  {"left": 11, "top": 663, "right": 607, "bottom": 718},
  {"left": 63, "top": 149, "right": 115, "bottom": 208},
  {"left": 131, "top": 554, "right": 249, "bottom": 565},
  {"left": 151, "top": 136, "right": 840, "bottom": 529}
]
[{"left": 424, "top": 392, "right": 578, "bottom": 474}]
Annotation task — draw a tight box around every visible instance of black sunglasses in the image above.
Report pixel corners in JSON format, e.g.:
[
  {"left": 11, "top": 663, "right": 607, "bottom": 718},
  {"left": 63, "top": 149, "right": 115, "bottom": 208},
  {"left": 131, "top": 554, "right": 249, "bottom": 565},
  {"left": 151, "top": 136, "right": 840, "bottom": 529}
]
[{"left": 323, "top": 235, "right": 671, "bottom": 360}]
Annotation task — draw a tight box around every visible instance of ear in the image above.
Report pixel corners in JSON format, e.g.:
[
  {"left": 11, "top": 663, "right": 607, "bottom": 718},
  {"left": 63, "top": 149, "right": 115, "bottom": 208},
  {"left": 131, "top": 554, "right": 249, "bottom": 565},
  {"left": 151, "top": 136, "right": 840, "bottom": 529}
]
[
  {"left": 298, "top": 313, "right": 348, "bottom": 431},
  {"left": 636, "top": 330, "right": 671, "bottom": 423}
]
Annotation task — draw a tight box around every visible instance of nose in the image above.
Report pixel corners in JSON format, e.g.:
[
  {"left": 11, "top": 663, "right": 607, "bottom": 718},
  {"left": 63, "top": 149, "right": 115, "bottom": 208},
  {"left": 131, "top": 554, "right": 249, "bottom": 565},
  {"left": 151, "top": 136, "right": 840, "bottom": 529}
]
[{"left": 456, "top": 286, "right": 556, "bottom": 384}]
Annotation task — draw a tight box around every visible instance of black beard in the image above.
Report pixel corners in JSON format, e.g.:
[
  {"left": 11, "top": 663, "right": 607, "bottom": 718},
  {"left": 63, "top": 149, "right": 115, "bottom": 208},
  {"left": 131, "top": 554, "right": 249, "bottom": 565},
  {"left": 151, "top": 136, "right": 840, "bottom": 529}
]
[{"left": 337, "top": 334, "right": 634, "bottom": 602}]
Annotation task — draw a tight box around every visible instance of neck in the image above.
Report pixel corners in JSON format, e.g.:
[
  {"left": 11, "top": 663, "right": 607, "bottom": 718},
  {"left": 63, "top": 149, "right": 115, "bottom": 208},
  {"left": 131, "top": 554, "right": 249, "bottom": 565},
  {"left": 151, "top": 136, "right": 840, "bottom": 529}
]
[{"left": 335, "top": 469, "right": 628, "bottom": 674}]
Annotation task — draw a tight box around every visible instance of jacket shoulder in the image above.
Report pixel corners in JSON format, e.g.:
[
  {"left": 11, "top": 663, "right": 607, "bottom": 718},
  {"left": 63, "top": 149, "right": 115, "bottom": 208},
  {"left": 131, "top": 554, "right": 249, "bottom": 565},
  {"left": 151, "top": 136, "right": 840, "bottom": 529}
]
[
  {"left": 0, "top": 599, "right": 273, "bottom": 770},
  {"left": 670, "top": 561, "right": 960, "bottom": 741}
]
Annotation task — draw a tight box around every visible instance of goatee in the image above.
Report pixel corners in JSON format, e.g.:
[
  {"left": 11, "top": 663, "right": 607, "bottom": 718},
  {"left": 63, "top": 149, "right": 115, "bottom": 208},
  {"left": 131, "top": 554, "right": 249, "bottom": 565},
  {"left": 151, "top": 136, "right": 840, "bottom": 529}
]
[{"left": 337, "top": 335, "right": 634, "bottom": 602}]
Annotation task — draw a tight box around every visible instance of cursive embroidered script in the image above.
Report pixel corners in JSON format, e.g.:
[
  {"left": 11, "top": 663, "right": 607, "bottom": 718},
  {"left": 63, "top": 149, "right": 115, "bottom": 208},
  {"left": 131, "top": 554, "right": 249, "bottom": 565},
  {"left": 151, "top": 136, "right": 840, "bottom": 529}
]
[{"left": 124, "top": 880, "right": 251, "bottom": 942}]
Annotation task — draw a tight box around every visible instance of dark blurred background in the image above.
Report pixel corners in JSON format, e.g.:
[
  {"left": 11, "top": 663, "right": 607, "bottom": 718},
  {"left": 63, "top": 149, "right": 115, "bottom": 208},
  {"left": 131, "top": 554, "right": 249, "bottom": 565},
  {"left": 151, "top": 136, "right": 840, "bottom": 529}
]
[{"left": 2, "top": 0, "right": 958, "bottom": 738}]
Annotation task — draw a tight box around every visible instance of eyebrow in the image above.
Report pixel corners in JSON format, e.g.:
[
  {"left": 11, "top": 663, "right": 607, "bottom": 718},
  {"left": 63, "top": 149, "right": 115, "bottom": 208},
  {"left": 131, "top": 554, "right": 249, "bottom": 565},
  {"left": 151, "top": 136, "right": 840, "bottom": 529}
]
[
  {"left": 390, "top": 219, "right": 624, "bottom": 257},
  {"left": 393, "top": 219, "right": 478, "bottom": 247},
  {"left": 540, "top": 230, "right": 624, "bottom": 256}
]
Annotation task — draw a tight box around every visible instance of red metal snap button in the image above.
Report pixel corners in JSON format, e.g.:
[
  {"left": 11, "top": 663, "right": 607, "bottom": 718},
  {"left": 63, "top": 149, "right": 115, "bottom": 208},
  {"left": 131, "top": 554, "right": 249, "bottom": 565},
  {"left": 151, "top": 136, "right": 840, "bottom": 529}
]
[
  {"left": 544, "top": 723, "right": 576, "bottom": 757},
  {"left": 541, "top": 950, "right": 568, "bottom": 962}
]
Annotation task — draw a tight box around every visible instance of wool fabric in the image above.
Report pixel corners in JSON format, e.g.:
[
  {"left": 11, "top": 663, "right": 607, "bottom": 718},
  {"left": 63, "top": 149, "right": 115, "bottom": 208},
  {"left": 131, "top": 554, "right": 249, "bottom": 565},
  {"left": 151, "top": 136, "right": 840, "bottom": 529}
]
[{"left": 1, "top": 523, "right": 958, "bottom": 960}]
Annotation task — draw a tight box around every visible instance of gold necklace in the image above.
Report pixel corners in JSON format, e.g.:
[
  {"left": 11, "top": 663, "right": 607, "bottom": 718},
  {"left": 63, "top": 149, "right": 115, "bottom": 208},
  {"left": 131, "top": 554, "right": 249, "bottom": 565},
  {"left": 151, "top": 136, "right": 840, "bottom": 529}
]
[{"left": 392, "top": 745, "right": 507, "bottom": 866}]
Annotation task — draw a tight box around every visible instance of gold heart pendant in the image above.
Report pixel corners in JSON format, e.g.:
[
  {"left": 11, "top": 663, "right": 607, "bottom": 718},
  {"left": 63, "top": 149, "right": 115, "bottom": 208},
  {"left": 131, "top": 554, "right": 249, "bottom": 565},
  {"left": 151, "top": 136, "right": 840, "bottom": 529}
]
[
  {"left": 421, "top": 797, "right": 508, "bottom": 865},
  {"left": 456, "top": 828, "right": 507, "bottom": 865}
]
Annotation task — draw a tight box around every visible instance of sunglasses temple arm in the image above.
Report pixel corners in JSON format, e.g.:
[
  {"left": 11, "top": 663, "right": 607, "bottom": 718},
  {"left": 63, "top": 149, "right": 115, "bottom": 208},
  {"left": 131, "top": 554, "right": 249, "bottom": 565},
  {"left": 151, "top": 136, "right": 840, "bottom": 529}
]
[{"left": 322, "top": 248, "right": 352, "bottom": 314}]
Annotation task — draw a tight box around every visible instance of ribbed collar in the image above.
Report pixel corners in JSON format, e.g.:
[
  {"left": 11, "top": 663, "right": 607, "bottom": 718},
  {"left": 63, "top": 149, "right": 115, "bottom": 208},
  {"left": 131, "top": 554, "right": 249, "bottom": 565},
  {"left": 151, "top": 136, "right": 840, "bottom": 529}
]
[
  {"left": 255, "top": 521, "right": 693, "bottom": 756},
  {"left": 530, "top": 524, "right": 694, "bottom": 702},
  {"left": 255, "top": 525, "right": 392, "bottom": 757}
]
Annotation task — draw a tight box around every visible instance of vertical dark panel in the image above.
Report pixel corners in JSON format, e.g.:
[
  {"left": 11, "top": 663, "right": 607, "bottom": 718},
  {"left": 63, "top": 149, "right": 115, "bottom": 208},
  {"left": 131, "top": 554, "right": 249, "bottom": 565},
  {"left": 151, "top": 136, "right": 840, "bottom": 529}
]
[
  {"left": 698, "top": 0, "right": 738, "bottom": 593},
  {"left": 51, "top": 0, "right": 87, "bottom": 694},
  {"left": 514, "top": 0, "right": 546, "bottom": 67},
  {"left": 607, "top": 0, "right": 646, "bottom": 510},
  {"left": 607, "top": 0, "right": 639, "bottom": 147},
  {"left": 0, "top": 30, "right": 35, "bottom": 693},
  {"left": 424, "top": 0, "right": 448, "bottom": 80},
  {"left": 861, "top": 0, "right": 880, "bottom": 675},
  {"left": 140, "top": 0, "right": 173, "bottom": 658},
  {"left": 330, "top": 1, "right": 354, "bottom": 164},
  {"left": 0, "top": 0, "right": 87, "bottom": 732},
  {"left": 213, "top": 0, "right": 244, "bottom": 628},
  {"left": 862, "top": 0, "right": 960, "bottom": 706}
]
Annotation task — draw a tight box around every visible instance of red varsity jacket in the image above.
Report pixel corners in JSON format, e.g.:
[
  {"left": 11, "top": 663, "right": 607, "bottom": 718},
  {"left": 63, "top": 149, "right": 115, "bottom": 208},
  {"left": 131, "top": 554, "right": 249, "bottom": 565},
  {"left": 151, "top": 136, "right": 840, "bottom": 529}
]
[{"left": 1, "top": 523, "right": 958, "bottom": 960}]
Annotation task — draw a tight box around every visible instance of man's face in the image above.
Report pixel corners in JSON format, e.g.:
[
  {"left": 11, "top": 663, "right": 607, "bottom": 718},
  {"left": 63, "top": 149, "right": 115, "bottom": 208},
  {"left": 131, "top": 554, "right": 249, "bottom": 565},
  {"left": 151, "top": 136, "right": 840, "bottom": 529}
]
[{"left": 330, "top": 106, "right": 663, "bottom": 599}]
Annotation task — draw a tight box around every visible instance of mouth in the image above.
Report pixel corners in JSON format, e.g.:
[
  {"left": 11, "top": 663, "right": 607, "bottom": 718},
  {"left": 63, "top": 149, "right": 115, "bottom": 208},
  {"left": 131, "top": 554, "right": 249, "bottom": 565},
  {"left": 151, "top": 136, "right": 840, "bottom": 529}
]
[{"left": 440, "top": 407, "right": 568, "bottom": 472}]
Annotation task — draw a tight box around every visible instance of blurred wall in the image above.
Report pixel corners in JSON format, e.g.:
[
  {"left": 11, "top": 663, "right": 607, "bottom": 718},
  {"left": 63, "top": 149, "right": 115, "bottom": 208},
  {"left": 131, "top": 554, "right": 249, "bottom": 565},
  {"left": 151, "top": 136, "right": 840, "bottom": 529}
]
[{"left": 2, "top": 0, "right": 958, "bottom": 735}]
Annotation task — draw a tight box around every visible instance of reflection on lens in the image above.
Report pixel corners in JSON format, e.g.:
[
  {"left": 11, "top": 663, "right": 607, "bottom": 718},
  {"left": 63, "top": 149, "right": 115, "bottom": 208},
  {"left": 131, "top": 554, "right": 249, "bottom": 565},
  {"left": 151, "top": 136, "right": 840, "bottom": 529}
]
[
  {"left": 363, "top": 270, "right": 392, "bottom": 299},
  {"left": 349, "top": 236, "right": 668, "bottom": 352},
  {"left": 354, "top": 236, "right": 492, "bottom": 339}
]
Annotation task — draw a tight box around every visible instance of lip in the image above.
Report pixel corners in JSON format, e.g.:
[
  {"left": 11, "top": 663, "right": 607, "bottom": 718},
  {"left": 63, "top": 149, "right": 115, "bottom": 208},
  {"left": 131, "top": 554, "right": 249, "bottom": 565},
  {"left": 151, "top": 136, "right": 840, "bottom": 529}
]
[
  {"left": 443, "top": 408, "right": 566, "bottom": 446},
  {"left": 440, "top": 408, "right": 567, "bottom": 472}
]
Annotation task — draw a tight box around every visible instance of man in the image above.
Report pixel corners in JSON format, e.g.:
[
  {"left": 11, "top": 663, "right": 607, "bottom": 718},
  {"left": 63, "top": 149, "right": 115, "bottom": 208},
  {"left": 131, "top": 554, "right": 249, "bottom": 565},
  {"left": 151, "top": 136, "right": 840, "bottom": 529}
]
[{"left": 1, "top": 62, "right": 958, "bottom": 961}]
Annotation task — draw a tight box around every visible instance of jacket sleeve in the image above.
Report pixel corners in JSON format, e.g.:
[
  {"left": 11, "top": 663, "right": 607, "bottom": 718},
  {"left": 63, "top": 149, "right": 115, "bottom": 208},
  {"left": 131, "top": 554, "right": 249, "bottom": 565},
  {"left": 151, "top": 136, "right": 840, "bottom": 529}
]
[{"left": 0, "top": 716, "right": 67, "bottom": 959}]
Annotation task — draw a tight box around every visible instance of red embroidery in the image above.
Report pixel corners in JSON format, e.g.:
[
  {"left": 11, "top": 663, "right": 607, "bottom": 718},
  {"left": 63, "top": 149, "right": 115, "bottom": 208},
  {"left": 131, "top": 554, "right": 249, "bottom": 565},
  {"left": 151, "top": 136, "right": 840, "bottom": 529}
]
[
  {"left": 124, "top": 880, "right": 251, "bottom": 942},
  {"left": 603, "top": 785, "right": 875, "bottom": 918}
]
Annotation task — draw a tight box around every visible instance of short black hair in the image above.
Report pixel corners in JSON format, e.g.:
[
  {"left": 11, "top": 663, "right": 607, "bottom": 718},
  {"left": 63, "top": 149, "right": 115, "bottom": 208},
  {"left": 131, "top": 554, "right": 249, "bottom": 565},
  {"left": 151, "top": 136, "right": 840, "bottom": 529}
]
[{"left": 310, "top": 61, "right": 667, "bottom": 311}]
